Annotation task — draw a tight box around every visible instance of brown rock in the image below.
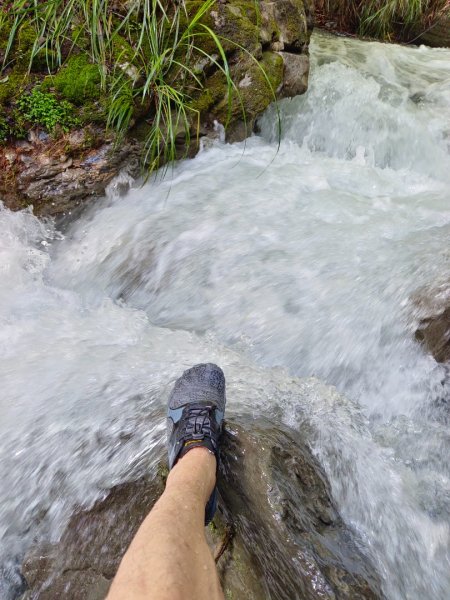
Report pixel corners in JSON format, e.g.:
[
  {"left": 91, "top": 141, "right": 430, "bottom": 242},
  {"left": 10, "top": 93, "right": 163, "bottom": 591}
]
[
  {"left": 0, "top": 135, "right": 141, "bottom": 218},
  {"left": 216, "top": 416, "right": 383, "bottom": 599},
  {"left": 21, "top": 472, "right": 167, "bottom": 599},
  {"left": 413, "top": 280, "right": 450, "bottom": 363}
]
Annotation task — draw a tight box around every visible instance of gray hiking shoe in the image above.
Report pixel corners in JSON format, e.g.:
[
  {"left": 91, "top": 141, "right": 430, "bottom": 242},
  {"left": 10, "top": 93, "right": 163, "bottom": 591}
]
[{"left": 167, "top": 363, "right": 226, "bottom": 524}]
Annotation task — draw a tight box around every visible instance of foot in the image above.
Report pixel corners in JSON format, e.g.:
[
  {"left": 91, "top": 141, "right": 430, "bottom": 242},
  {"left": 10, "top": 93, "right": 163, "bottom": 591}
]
[{"left": 167, "top": 363, "right": 226, "bottom": 524}]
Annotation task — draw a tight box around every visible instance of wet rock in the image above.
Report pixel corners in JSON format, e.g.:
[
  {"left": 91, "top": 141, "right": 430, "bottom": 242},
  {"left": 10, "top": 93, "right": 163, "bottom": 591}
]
[
  {"left": 0, "top": 133, "right": 141, "bottom": 218},
  {"left": 21, "top": 474, "right": 167, "bottom": 599},
  {"left": 215, "top": 416, "right": 383, "bottom": 599},
  {"left": 192, "top": 0, "right": 313, "bottom": 143},
  {"left": 413, "top": 280, "right": 450, "bottom": 363},
  {"left": 416, "top": 11, "right": 450, "bottom": 48},
  {"left": 259, "top": 0, "right": 314, "bottom": 52},
  {"left": 278, "top": 51, "right": 310, "bottom": 96},
  {"left": 21, "top": 416, "right": 382, "bottom": 600}
]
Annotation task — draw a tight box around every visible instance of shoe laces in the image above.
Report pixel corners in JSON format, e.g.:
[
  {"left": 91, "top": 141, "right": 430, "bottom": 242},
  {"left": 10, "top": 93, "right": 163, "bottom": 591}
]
[{"left": 181, "top": 404, "right": 214, "bottom": 439}]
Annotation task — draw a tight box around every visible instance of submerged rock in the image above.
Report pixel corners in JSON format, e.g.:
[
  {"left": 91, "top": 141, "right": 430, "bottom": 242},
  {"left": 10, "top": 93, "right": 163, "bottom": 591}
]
[{"left": 21, "top": 416, "right": 383, "bottom": 599}]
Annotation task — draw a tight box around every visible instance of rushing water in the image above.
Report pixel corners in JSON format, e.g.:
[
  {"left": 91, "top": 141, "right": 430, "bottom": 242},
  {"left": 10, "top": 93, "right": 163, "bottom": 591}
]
[{"left": 1, "top": 32, "right": 450, "bottom": 598}]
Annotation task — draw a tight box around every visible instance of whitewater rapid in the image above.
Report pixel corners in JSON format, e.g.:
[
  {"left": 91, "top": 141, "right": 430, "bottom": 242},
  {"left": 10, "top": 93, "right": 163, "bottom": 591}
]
[{"left": 1, "top": 32, "right": 450, "bottom": 598}]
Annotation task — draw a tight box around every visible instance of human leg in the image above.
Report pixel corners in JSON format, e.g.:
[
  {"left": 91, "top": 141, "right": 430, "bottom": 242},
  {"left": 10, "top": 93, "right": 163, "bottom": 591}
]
[
  {"left": 108, "top": 363, "right": 226, "bottom": 600},
  {"left": 107, "top": 447, "right": 223, "bottom": 600}
]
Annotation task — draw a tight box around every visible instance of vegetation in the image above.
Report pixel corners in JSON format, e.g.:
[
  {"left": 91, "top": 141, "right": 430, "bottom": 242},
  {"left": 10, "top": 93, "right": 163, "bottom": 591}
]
[
  {"left": 316, "top": 0, "right": 450, "bottom": 40},
  {"left": 16, "top": 88, "right": 80, "bottom": 133},
  {"left": 0, "top": 0, "right": 240, "bottom": 170}
]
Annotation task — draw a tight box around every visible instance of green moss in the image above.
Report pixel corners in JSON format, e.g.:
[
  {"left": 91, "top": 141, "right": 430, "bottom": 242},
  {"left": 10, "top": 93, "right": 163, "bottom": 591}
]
[
  {"left": 30, "top": 49, "right": 57, "bottom": 72},
  {"left": 0, "top": 13, "right": 10, "bottom": 51},
  {"left": 190, "top": 87, "right": 215, "bottom": 114},
  {"left": 77, "top": 99, "right": 108, "bottom": 125},
  {"left": 17, "top": 22, "right": 36, "bottom": 57},
  {"left": 111, "top": 34, "right": 136, "bottom": 64},
  {"left": 15, "top": 88, "right": 80, "bottom": 133},
  {"left": 0, "top": 71, "right": 28, "bottom": 105},
  {"left": 183, "top": 1, "right": 259, "bottom": 55},
  {"left": 222, "top": 2, "right": 259, "bottom": 51},
  {"left": 0, "top": 22, "right": 35, "bottom": 106},
  {"left": 71, "top": 25, "right": 90, "bottom": 52},
  {"left": 43, "top": 54, "right": 102, "bottom": 105}
]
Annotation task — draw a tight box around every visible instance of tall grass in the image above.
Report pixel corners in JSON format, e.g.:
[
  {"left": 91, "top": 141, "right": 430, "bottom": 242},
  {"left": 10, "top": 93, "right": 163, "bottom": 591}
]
[
  {"left": 359, "top": 0, "right": 450, "bottom": 39},
  {"left": 316, "top": 0, "right": 450, "bottom": 40},
  {"left": 1, "top": 0, "right": 238, "bottom": 171}
]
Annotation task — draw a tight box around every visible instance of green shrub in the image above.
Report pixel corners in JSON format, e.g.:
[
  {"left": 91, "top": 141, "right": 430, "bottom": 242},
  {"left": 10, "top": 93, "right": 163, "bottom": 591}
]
[{"left": 16, "top": 88, "right": 80, "bottom": 133}]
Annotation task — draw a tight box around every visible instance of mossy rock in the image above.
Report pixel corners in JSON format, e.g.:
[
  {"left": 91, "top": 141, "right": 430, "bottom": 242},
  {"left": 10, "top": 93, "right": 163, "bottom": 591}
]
[
  {"left": 0, "top": 71, "right": 29, "bottom": 105},
  {"left": 182, "top": 1, "right": 260, "bottom": 56},
  {"left": 111, "top": 34, "right": 136, "bottom": 65},
  {"left": 43, "top": 54, "right": 102, "bottom": 105},
  {"left": 74, "top": 99, "right": 108, "bottom": 126},
  {"left": 259, "top": 0, "right": 311, "bottom": 50},
  {"left": 191, "top": 50, "right": 283, "bottom": 134}
]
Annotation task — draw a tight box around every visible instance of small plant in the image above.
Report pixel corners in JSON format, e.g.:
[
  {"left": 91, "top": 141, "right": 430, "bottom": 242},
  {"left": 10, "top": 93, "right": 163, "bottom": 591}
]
[
  {"left": 0, "top": 115, "right": 8, "bottom": 142},
  {"left": 16, "top": 88, "right": 80, "bottom": 133}
]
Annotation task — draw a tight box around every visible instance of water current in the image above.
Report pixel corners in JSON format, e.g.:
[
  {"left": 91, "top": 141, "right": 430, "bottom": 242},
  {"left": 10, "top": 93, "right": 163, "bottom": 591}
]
[{"left": 1, "top": 32, "right": 450, "bottom": 599}]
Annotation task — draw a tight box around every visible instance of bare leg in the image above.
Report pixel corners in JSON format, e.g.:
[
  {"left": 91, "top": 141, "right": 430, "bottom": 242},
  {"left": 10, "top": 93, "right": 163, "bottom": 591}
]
[{"left": 107, "top": 447, "right": 224, "bottom": 600}]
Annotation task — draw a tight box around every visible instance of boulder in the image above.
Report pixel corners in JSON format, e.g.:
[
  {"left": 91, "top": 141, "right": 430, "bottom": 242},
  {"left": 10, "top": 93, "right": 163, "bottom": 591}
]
[{"left": 21, "top": 416, "right": 383, "bottom": 599}]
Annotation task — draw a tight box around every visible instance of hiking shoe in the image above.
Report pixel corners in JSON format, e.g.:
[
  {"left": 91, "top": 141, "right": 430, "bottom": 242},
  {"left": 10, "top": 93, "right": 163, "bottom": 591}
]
[{"left": 167, "top": 363, "right": 226, "bottom": 524}]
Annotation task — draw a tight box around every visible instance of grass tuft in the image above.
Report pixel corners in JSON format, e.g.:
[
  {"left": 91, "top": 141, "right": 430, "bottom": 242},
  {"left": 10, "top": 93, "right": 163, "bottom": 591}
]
[{"left": 316, "top": 0, "right": 450, "bottom": 40}]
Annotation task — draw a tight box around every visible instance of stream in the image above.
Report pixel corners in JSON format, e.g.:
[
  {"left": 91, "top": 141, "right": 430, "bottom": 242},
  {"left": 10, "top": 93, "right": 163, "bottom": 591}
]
[{"left": 1, "top": 32, "right": 450, "bottom": 599}]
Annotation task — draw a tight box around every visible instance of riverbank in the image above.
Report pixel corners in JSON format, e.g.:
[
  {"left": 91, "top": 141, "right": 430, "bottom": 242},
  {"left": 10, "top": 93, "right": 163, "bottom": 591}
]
[{"left": 0, "top": 0, "right": 313, "bottom": 217}]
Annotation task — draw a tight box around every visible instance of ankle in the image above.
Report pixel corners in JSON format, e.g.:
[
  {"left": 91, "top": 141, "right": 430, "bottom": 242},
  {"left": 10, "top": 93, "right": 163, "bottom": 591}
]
[{"left": 166, "top": 448, "right": 217, "bottom": 505}]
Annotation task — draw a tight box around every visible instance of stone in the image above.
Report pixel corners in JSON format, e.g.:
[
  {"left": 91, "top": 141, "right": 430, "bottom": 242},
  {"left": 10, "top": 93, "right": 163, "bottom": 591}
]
[
  {"left": 260, "top": 0, "right": 313, "bottom": 52},
  {"left": 413, "top": 280, "right": 450, "bottom": 363},
  {"left": 21, "top": 473, "right": 167, "bottom": 599},
  {"left": 216, "top": 416, "right": 383, "bottom": 599},
  {"left": 0, "top": 134, "right": 141, "bottom": 217},
  {"left": 21, "top": 417, "right": 383, "bottom": 600},
  {"left": 278, "top": 51, "right": 310, "bottom": 96}
]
